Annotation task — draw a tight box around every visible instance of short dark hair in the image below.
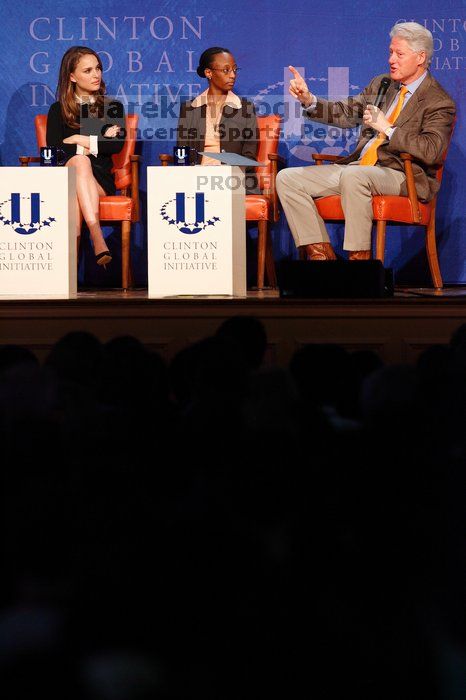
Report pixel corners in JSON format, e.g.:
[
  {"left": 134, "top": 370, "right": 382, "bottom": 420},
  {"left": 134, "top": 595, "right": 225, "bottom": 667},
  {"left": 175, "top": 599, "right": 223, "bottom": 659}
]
[{"left": 196, "top": 46, "right": 231, "bottom": 78}]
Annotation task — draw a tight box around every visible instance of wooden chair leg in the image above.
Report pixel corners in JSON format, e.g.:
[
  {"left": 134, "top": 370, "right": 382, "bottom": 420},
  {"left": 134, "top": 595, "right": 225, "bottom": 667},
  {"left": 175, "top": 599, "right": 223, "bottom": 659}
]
[
  {"left": 425, "top": 210, "right": 443, "bottom": 289},
  {"left": 375, "top": 220, "right": 386, "bottom": 263},
  {"left": 121, "top": 220, "right": 131, "bottom": 291},
  {"left": 257, "top": 219, "right": 267, "bottom": 290},
  {"left": 265, "top": 224, "right": 277, "bottom": 288}
]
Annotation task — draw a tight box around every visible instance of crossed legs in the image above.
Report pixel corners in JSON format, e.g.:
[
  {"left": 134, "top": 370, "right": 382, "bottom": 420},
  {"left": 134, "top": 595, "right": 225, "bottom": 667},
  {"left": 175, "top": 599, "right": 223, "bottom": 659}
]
[
  {"left": 66, "top": 155, "right": 109, "bottom": 259},
  {"left": 276, "top": 162, "right": 406, "bottom": 255}
]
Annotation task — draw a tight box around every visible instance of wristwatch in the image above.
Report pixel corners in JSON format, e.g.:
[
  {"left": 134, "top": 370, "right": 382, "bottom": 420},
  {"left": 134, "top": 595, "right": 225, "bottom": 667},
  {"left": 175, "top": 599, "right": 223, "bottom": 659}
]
[{"left": 385, "top": 126, "right": 395, "bottom": 139}]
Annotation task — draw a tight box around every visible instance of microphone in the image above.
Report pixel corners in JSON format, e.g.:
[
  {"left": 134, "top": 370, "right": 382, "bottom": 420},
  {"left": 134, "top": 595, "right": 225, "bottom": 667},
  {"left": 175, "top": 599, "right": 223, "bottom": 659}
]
[
  {"left": 364, "top": 77, "right": 391, "bottom": 137},
  {"left": 373, "top": 77, "right": 391, "bottom": 109}
]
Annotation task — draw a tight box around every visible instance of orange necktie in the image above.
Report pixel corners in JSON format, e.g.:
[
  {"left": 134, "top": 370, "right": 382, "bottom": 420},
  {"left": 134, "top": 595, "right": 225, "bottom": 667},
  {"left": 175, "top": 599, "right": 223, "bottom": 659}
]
[{"left": 359, "top": 85, "right": 409, "bottom": 166}]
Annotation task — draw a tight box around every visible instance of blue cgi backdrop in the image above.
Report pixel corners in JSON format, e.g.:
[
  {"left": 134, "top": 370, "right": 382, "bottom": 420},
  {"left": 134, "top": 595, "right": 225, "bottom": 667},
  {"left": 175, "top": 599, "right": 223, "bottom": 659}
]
[{"left": 0, "top": 0, "right": 464, "bottom": 286}]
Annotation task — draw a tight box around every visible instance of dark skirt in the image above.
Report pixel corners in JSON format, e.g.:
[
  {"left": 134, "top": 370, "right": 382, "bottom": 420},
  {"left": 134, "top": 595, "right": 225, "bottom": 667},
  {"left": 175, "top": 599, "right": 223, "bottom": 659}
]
[
  {"left": 61, "top": 153, "right": 116, "bottom": 195},
  {"left": 90, "top": 156, "right": 116, "bottom": 195}
]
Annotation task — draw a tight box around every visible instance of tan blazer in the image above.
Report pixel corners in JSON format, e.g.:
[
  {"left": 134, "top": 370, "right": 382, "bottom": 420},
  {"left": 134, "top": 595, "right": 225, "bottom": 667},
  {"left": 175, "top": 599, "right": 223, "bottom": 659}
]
[{"left": 310, "top": 72, "right": 456, "bottom": 201}]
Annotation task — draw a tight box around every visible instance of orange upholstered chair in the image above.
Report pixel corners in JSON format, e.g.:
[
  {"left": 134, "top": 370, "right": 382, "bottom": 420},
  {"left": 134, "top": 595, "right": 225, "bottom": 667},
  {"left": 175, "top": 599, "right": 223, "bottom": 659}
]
[
  {"left": 19, "top": 114, "right": 140, "bottom": 291},
  {"left": 159, "top": 114, "right": 283, "bottom": 289},
  {"left": 308, "top": 119, "right": 456, "bottom": 289},
  {"left": 245, "top": 114, "right": 282, "bottom": 289}
]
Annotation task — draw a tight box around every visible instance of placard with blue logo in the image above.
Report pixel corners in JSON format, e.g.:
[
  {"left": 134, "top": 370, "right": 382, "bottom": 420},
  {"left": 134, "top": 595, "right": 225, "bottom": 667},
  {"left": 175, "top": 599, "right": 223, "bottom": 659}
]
[
  {"left": 0, "top": 168, "right": 76, "bottom": 296},
  {"left": 147, "top": 166, "right": 246, "bottom": 296}
]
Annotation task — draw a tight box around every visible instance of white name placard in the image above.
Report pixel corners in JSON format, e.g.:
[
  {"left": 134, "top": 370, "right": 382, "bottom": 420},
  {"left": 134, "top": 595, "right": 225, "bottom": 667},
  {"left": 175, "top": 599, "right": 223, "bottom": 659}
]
[
  {"left": 147, "top": 165, "right": 246, "bottom": 297},
  {"left": 0, "top": 167, "right": 76, "bottom": 297}
]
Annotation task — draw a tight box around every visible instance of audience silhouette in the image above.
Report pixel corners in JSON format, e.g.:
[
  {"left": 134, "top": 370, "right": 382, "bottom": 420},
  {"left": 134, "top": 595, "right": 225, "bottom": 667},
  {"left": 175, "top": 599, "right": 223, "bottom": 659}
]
[{"left": 0, "top": 317, "right": 464, "bottom": 698}]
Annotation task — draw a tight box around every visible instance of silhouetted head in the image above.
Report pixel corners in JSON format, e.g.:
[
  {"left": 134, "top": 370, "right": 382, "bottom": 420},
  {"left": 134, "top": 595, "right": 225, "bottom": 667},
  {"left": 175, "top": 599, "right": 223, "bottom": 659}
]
[
  {"left": 216, "top": 316, "right": 267, "bottom": 370},
  {"left": 44, "top": 331, "right": 102, "bottom": 389},
  {"left": 0, "top": 345, "right": 38, "bottom": 373}
]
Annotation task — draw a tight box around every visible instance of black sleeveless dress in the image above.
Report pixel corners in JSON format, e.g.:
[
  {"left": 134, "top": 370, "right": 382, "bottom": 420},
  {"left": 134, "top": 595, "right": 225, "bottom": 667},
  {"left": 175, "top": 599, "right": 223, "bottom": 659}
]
[{"left": 46, "top": 99, "right": 125, "bottom": 195}]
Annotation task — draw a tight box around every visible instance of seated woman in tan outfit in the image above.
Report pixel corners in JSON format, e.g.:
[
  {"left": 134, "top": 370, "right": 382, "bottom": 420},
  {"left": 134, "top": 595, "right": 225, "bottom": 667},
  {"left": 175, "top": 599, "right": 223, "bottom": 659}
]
[{"left": 176, "top": 46, "right": 259, "bottom": 193}]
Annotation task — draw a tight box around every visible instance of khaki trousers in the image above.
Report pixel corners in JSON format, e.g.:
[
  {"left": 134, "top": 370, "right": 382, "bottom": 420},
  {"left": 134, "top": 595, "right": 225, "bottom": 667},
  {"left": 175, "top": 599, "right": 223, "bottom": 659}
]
[{"left": 276, "top": 162, "right": 406, "bottom": 251}]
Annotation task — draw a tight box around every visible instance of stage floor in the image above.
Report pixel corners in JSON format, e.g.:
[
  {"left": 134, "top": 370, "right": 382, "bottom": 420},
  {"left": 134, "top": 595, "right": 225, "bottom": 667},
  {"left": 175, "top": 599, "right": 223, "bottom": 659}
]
[{"left": 1, "top": 286, "right": 465, "bottom": 366}]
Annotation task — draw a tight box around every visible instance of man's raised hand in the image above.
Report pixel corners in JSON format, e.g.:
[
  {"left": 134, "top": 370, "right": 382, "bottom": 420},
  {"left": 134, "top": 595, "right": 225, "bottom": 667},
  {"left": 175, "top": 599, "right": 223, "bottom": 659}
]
[{"left": 288, "top": 65, "right": 313, "bottom": 107}]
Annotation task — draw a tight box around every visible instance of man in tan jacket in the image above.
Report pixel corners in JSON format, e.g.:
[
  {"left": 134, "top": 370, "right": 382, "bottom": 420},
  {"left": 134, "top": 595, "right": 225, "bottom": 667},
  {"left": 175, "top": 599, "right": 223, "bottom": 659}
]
[{"left": 276, "top": 22, "right": 456, "bottom": 260}]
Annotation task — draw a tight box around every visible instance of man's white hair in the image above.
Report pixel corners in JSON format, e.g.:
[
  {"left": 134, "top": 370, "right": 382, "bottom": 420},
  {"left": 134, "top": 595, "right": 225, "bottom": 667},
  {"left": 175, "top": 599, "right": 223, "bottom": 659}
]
[{"left": 390, "top": 22, "right": 434, "bottom": 66}]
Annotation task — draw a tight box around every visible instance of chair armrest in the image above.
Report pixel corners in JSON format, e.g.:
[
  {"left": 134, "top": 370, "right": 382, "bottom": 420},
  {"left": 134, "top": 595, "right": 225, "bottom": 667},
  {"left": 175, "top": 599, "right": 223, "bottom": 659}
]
[
  {"left": 261, "top": 154, "right": 285, "bottom": 222},
  {"left": 159, "top": 154, "right": 173, "bottom": 166},
  {"left": 400, "top": 152, "right": 422, "bottom": 223},
  {"left": 268, "top": 153, "right": 286, "bottom": 164},
  {"left": 130, "top": 155, "right": 140, "bottom": 222},
  {"left": 311, "top": 153, "right": 345, "bottom": 165},
  {"left": 19, "top": 156, "right": 40, "bottom": 166}
]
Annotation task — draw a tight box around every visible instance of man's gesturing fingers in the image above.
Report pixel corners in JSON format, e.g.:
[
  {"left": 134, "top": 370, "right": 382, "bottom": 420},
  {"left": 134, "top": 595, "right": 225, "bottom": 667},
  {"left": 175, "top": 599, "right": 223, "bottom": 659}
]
[{"left": 288, "top": 65, "right": 306, "bottom": 96}]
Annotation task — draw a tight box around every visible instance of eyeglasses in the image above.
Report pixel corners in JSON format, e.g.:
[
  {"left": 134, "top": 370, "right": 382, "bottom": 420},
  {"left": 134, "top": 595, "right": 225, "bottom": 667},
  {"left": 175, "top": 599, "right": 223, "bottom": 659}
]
[{"left": 210, "top": 67, "right": 241, "bottom": 75}]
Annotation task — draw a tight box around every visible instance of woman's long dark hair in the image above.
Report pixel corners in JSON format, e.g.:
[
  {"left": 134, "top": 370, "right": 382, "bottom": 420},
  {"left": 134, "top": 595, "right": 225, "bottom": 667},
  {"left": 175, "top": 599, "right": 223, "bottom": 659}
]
[{"left": 56, "top": 46, "right": 106, "bottom": 128}]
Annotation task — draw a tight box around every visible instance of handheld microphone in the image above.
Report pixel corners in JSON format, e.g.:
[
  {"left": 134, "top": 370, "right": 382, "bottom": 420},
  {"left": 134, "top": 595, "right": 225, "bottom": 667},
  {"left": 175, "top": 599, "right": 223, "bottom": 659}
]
[
  {"left": 364, "top": 77, "right": 391, "bottom": 136},
  {"left": 373, "top": 77, "right": 391, "bottom": 109}
]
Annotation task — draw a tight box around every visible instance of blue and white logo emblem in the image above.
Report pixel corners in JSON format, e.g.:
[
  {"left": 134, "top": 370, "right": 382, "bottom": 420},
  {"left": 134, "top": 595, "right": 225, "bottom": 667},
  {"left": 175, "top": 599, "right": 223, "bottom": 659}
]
[
  {"left": 160, "top": 192, "right": 220, "bottom": 235},
  {"left": 0, "top": 193, "right": 56, "bottom": 235}
]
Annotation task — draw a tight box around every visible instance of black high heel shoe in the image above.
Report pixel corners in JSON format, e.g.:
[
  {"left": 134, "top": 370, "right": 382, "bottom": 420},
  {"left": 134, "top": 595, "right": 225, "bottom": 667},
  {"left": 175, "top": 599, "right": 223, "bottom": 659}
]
[{"left": 95, "top": 250, "right": 112, "bottom": 268}]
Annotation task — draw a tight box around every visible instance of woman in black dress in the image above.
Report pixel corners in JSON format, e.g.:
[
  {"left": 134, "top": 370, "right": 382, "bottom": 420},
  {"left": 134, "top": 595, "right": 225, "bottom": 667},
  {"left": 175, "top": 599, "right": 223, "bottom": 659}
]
[{"left": 46, "top": 46, "right": 125, "bottom": 266}]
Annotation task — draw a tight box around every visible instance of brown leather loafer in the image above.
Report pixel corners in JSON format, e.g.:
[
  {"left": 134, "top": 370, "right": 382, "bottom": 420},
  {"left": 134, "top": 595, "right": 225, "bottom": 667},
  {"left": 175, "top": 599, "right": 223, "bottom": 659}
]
[
  {"left": 305, "top": 242, "right": 337, "bottom": 261},
  {"left": 348, "top": 250, "right": 371, "bottom": 260}
]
